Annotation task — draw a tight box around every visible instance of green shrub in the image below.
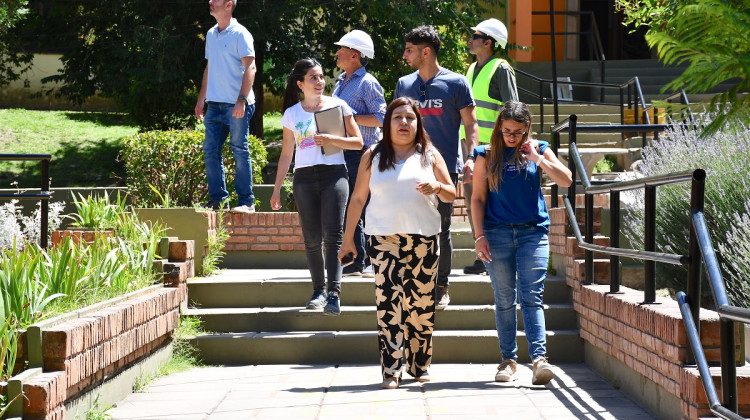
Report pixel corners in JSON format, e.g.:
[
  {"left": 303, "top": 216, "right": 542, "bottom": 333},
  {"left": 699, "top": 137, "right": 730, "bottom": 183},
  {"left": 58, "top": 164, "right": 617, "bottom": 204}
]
[
  {"left": 621, "top": 119, "right": 750, "bottom": 307},
  {"left": 121, "top": 129, "right": 268, "bottom": 208}
]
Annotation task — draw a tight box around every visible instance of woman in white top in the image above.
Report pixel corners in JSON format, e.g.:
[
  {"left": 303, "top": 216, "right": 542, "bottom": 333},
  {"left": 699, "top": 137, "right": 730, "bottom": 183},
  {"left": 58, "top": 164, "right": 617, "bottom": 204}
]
[
  {"left": 339, "top": 97, "right": 455, "bottom": 388},
  {"left": 271, "top": 58, "right": 363, "bottom": 316}
]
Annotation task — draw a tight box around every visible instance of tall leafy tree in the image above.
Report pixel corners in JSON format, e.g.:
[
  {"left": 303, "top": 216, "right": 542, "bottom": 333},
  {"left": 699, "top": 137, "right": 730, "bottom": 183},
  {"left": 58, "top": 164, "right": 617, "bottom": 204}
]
[
  {"left": 616, "top": 0, "right": 750, "bottom": 134},
  {"left": 15, "top": 0, "right": 501, "bottom": 132},
  {"left": 0, "top": 0, "right": 33, "bottom": 87}
]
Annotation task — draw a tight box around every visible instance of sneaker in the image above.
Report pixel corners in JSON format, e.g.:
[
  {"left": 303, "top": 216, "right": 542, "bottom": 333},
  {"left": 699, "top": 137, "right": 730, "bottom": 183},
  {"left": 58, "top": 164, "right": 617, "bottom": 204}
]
[
  {"left": 380, "top": 377, "right": 399, "bottom": 389},
  {"left": 495, "top": 359, "right": 518, "bottom": 382},
  {"left": 306, "top": 289, "right": 327, "bottom": 309},
  {"left": 361, "top": 265, "right": 375, "bottom": 278},
  {"left": 415, "top": 371, "right": 431, "bottom": 383},
  {"left": 323, "top": 291, "right": 341, "bottom": 316},
  {"left": 435, "top": 285, "right": 450, "bottom": 310},
  {"left": 342, "top": 264, "right": 362, "bottom": 277},
  {"left": 203, "top": 200, "right": 229, "bottom": 211},
  {"left": 532, "top": 357, "right": 555, "bottom": 385},
  {"left": 231, "top": 204, "right": 255, "bottom": 213},
  {"left": 463, "top": 259, "right": 486, "bottom": 275}
]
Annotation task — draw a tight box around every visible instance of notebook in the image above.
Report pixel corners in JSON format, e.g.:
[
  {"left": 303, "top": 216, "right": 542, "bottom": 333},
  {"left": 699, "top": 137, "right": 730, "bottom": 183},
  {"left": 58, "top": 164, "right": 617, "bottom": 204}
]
[{"left": 314, "top": 106, "right": 346, "bottom": 155}]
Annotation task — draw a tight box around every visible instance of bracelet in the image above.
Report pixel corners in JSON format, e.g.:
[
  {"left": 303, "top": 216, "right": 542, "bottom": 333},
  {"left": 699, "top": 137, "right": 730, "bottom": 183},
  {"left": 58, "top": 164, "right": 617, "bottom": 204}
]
[
  {"left": 436, "top": 183, "right": 442, "bottom": 194},
  {"left": 536, "top": 155, "right": 545, "bottom": 166},
  {"left": 474, "top": 234, "right": 486, "bottom": 243}
]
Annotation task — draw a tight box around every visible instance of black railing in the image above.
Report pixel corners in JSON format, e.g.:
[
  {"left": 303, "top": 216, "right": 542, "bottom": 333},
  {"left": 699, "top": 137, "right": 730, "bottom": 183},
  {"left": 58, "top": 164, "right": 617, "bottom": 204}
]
[
  {"left": 517, "top": 70, "right": 656, "bottom": 133},
  {"left": 558, "top": 115, "right": 748, "bottom": 419},
  {"left": 0, "top": 154, "right": 52, "bottom": 249}
]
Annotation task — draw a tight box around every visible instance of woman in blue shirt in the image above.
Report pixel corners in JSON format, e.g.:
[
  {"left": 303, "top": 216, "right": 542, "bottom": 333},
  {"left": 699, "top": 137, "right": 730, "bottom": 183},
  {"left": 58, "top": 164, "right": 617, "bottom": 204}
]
[{"left": 471, "top": 101, "right": 572, "bottom": 386}]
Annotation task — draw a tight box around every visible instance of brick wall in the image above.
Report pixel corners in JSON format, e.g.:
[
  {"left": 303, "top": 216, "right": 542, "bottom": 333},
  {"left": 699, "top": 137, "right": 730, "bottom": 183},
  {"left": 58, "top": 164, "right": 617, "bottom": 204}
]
[
  {"left": 223, "top": 212, "right": 305, "bottom": 252},
  {"left": 550, "top": 203, "right": 749, "bottom": 419},
  {"left": 5, "top": 239, "right": 194, "bottom": 419}
]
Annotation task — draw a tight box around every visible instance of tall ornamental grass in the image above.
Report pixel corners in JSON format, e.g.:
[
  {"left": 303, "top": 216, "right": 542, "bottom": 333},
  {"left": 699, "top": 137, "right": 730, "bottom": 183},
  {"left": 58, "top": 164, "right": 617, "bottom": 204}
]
[
  {"left": 622, "top": 119, "right": 750, "bottom": 307},
  {"left": 0, "top": 199, "right": 165, "bottom": 380}
]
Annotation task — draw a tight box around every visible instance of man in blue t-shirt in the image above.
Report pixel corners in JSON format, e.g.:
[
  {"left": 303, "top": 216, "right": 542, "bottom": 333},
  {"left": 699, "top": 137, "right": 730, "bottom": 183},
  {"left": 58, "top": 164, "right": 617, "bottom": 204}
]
[
  {"left": 194, "top": 0, "right": 257, "bottom": 213},
  {"left": 395, "top": 25, "right": 479, "bottom": 310}
]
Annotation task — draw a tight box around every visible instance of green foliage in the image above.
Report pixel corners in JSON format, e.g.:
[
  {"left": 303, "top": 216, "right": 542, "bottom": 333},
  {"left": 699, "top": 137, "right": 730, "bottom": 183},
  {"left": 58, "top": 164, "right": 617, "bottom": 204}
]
[
  {"left": 617, "top": 0, "right": 750, "bottom": 135},
  {"left": 593, "top": 157, "right": 615, "bottom": 173},
  {"left": 0, "top": 0, "right": 32, "bottom": 87},
  {"left": 121, "top": 129, "right": 267, "bottom": 208},
  {"left": 0, "top": 315, "right": 19, "bottom": 381},
  {"left": 621, "top": 119, "right": 750, "bottom": 307},
  {"left": 201, "top": 211, "right": 229, "bottom": 276},
  {"left": 13, "top": 0, "right": 502, "bottom": 130},
  {"left": 67, "top": 191, "right": 127, "bottom": 229},
  {"left": 78, "top": 394, "right": 112, "bottom": 420}
]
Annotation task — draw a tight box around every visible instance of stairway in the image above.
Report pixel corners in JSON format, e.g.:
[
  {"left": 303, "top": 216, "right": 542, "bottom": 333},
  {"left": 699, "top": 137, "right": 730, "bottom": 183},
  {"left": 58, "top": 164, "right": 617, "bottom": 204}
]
[{"left": 185, "top": 266, "right": 583, "bottom": 365}]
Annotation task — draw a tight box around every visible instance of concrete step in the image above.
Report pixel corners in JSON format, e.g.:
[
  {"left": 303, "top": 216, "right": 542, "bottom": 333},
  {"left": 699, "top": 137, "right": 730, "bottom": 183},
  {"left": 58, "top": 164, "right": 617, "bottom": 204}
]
[
  {"left": 189, "top": 329, "right": 584, "bottom": 364},
  {"left": 188, "top": 272, "right": 574, "bottom": 308},
  {"left": 186, "top": 303, "right": 578, "bottom": 333}
]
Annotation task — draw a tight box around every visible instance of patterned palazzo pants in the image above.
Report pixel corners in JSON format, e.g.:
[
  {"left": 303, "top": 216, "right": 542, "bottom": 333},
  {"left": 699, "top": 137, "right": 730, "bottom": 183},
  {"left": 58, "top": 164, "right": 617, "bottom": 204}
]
[{"left": 367, "top": 233, "right": 439, "bottom": 379}]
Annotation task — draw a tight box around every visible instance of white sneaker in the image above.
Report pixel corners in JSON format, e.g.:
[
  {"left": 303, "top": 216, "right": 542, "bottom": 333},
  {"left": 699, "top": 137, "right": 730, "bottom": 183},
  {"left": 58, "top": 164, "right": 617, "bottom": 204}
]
[
  {"left": 532, "top": 357, "right": 555, "bottom": 385},
  {"left": 361, "top": 265, "right": 375, "bottom": 278},
  {"left": 380, "top": 377, "right": 399, "bottom": 389},
  {"left": 231, "top": 204, "right": 255, "bottom": 213},
  {"left": 495, "top": 359, "right": 518, "bottom": 382}
]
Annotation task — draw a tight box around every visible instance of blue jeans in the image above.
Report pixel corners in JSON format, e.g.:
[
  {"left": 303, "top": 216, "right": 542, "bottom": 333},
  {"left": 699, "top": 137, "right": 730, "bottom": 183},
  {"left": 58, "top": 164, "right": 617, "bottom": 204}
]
[
  {"left": 203, "top": 102, "right": 255, "bottom": 206},
  {"left": 484, "top": 223, "right": 549, "bottom": 361},
  {"left": 293, "top": 164, "right": 349, "bottom": 293},
  {"left": 344, "top": 149, "right": 368, "bottom": 269}
]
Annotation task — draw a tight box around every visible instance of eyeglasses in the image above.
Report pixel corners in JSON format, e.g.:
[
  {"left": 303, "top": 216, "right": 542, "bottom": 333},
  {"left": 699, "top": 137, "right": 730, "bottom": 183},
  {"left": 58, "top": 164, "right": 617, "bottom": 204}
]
[
  {"left": 472, "top": 33, "right": 492, "bottom": 41},
  {"left": 501, "top": 131, "right": 527, "bottom": 139},
  {"left": 419, "top": 84, "right": 426, "bottom": 102}
]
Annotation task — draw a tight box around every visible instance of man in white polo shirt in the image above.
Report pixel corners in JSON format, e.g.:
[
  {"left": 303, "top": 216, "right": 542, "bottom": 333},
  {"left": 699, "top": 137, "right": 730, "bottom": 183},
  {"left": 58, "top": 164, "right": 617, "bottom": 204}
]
[{"left": 194, "top": 0, "right": 257, "bottom": 213}]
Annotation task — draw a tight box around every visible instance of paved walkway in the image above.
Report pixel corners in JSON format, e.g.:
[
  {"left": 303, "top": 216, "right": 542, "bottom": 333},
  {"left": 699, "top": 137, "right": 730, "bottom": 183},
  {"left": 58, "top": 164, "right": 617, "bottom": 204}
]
[{"left": 109, "top": 363, "right": 654, "bottom": 419}]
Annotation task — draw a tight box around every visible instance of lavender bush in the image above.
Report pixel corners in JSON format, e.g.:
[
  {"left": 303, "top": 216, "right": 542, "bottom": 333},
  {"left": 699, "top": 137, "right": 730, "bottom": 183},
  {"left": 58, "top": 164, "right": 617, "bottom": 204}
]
[{"left": 622, "top": 118, "right": 750, "bottom": 307}]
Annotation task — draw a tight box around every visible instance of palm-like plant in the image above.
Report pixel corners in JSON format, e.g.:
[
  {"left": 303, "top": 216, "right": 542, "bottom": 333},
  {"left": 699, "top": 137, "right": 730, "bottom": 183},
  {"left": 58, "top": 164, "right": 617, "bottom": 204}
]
[{"left": 645, "top": 0, "right": 750, "bottom": 134}]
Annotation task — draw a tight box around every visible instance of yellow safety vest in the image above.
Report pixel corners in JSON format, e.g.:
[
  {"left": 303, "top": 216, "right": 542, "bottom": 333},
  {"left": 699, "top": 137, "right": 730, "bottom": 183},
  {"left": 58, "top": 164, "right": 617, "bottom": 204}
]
[{"left": 463, "top": 58, "right": 509, "bottom": 144}]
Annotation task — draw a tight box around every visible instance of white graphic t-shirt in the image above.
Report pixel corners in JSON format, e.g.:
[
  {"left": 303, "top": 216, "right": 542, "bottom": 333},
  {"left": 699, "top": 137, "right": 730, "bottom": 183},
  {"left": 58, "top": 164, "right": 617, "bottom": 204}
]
[{"left": 281, "top": 96, "right": 353, "bottom": 170}]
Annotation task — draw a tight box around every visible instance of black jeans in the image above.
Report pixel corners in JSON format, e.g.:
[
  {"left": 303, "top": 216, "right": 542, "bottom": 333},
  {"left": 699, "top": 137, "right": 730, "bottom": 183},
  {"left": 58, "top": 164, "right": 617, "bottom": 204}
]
[
  {"left": 293, "top": 164, "right": 349, "bottom": 293},
  {"left": 344, "top": 149, "right": 368, "bottom": 269},
  {"left": 437, "top": 173, "right": 459, "bottom": 287}
]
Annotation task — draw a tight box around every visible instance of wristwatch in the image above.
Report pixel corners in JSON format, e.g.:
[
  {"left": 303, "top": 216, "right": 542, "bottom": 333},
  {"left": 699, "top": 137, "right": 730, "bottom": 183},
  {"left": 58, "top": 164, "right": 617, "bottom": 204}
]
[{"left": 237, "top": 94, "right": 247, "bottom": 103}]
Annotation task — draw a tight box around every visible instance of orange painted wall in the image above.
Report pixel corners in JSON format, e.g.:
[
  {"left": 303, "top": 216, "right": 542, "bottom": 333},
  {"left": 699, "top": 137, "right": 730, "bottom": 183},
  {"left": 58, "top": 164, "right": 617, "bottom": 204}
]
[{"left": 531, "top": 0, "right": 566, "bottom": 61}]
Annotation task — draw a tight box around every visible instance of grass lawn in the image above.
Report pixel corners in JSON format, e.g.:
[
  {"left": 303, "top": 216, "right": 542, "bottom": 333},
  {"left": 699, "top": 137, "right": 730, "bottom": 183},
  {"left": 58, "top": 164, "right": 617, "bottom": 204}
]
[
  {"left": 0, "top": 109, "right": 138, "bottom": 188},
  {"left": 0, "top": 109, "right": 283, "bottom": 188}
]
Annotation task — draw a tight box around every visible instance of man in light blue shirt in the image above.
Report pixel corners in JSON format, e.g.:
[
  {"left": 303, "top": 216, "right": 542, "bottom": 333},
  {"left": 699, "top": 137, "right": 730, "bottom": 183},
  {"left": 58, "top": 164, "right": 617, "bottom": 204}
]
[
  {"left": 333, "top": 30, "right": 387, "bottom": 277},
  {"left": 194, "top": 0, "right": 256, "bottom": 212}
]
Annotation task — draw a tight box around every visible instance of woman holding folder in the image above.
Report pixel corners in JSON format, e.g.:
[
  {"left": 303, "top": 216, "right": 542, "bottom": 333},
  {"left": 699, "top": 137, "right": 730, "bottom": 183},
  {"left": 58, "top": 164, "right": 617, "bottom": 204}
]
[{"left": 270, "top": 58, "right": 363, "bottom": 316}]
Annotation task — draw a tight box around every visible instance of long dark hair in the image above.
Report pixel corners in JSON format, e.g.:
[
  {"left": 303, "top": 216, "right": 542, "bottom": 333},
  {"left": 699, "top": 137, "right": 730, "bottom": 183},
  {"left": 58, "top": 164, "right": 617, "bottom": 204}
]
[
  {"left": 487, "top": 101, "right": 532, "bottom": 191},
  {"left": 282, "top": 58, "right": 322, "bottom": 112},
  {"left": 369, "top": 97, "right": 431, "bottom": 172}
]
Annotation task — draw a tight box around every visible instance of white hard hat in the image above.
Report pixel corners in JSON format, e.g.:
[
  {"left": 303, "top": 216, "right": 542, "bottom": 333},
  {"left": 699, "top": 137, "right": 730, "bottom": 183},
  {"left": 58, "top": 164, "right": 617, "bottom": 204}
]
[
  {"left": 471, "top": 18, "right": 508, "bottom": 49},
  {"left": 334, "top": 30, "right": 375, "bottom": 59}
]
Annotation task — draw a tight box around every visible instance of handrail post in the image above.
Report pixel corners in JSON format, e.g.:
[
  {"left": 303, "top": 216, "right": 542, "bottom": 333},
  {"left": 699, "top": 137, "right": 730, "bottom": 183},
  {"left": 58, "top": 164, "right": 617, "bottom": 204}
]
[
  {"left": 41, "top": 157, "right": 50, "bottom": 249},
  {"left": 610, "top": 191, "right": 621, "bottom": 293},
  {"left": 567, "top": 115, "right": 578, "bottom": 234},
  {"left": 687, "top": 169, "right": 706, "bottom": 363},
  {"left": 721, "top": 319, "right": 738, "bottom": 413},
  {"left": 551, "top": 131, "right": 559, "bottom": 207},
  {"left": 539, "top": 82, "right": 545, "bottom": 134},
  {"left": 644, "top": 184, "right": 656, "bottom": 303},
  {"left": 585, "top": 191, "right": 594, "bottom": 285},
  {"left": 549, "top": 0, "right": 559, "bottom": 125}
]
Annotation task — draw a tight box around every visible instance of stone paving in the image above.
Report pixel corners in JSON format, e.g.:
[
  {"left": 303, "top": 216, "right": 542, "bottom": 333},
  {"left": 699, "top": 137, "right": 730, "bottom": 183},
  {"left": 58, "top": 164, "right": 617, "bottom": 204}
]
[{"left": 109, "top": 363, "right": 654, "bottom": 419}]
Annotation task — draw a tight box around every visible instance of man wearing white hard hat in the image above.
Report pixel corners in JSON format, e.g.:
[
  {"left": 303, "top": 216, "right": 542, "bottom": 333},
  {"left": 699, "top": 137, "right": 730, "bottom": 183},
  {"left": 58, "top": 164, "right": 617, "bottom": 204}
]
[
  {"left": 333, "top": 30, "right": 387, "bottom": 278},
  {"left": 462, "top": 18, "right": 518, "bottom": 275}
]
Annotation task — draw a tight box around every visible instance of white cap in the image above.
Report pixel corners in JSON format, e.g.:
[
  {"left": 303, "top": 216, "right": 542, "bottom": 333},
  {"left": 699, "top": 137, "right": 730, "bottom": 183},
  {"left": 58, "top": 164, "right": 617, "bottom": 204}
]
[
  {"left": 334, "top": 30, "right": 375, "bottom": 59},
  {"left": 471, "top": 18, "right": 508, "bottom": 49}
]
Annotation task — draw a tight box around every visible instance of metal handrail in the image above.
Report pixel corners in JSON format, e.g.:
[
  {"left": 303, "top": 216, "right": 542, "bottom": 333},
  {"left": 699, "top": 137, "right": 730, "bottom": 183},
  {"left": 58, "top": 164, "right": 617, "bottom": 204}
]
[
  {"left": 0, "top": 154, "right": 52, "bottom": 249},
  {"left": 559, "top": 114, "right": 747, "bottom": 419}
]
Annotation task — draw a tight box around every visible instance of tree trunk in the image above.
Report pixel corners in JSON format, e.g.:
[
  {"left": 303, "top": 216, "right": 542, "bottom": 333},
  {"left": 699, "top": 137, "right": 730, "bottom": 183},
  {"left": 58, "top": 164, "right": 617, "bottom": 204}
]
[{"left": 250, "top": 41, "right": 264, "bottom": 138}]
